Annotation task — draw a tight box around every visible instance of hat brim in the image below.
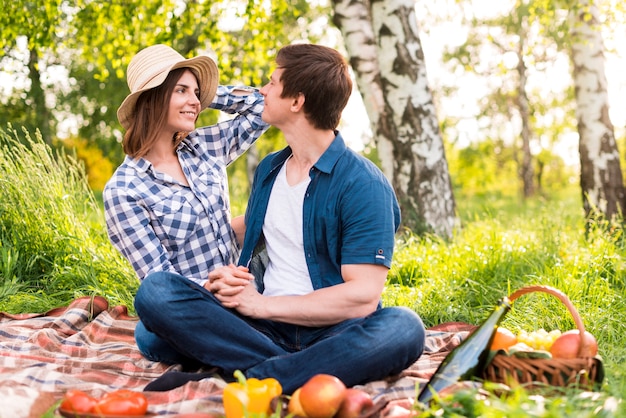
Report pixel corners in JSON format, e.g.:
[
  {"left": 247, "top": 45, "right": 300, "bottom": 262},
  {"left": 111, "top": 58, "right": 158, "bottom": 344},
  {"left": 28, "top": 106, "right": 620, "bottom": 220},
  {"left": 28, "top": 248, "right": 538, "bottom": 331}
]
[{"left": 117, "top": 55, "right": 219, "bottom": 130}]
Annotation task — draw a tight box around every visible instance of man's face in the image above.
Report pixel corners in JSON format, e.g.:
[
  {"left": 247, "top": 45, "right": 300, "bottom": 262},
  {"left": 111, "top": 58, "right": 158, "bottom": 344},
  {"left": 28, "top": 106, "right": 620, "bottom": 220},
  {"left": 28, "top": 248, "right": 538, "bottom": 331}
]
[{"left": 259, "top": 68, "right": 292, "bottom": 127}]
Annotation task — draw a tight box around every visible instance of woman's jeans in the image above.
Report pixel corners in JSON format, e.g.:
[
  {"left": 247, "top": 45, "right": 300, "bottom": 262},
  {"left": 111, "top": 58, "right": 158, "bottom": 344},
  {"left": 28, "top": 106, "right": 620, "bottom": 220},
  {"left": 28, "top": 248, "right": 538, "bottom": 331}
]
[{"left": 134, "top": 271, "right": 425, "bottom": 394}]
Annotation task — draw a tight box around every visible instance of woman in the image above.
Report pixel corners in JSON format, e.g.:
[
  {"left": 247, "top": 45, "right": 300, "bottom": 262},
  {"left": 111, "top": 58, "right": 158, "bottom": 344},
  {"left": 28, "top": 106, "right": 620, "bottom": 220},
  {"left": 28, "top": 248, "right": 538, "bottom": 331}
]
[{"left": 103, "top": 44, "right": 266, "bottom": 367}]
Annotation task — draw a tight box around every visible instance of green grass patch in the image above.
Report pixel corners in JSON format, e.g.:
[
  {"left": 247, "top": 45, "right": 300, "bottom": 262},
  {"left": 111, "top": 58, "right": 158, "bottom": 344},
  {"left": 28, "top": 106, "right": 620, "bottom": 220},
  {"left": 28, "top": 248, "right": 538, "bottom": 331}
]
[{"left": 0, "top": 124, "right": 137, "bottom": 313}]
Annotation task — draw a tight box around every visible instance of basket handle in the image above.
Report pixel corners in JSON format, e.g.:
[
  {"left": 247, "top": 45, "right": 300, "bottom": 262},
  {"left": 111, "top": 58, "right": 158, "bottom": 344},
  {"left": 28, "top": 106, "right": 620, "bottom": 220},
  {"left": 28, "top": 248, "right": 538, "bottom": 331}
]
[{"left": 508, "top": 285, "right": 591, "bottom": 357}]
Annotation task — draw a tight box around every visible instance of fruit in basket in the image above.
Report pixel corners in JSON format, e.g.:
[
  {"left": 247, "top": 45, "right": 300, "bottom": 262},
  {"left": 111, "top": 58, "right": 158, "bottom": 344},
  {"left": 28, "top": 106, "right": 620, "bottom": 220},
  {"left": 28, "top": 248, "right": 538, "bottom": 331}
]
[
  {"left": 299, "top": 374, "right": 347, "bottom": 418},
  {"left": 550, "top": 329, "right": 598, "bottom": 359},
  {"left": 517, "top": 328, "right": 562, "bottom": 351},
  {"left": 335, "top": 388, "right": 374, "bottom": 418},
  {"left": 507, "top": 342, "right": 534, "bottom": 353},
  {"left": 508, "top": 342, "right": 552, "bottom": 359},
  {"left": 490, "top": 327, "right": 518, "bottom": 351}
]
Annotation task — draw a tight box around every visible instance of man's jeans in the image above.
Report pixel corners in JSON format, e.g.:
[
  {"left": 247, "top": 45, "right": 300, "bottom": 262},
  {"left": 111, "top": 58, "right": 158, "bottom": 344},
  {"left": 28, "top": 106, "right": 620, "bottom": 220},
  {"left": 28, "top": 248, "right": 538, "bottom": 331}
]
[{"left": 134, "top": 271, "right": 426, "bottom": 394}]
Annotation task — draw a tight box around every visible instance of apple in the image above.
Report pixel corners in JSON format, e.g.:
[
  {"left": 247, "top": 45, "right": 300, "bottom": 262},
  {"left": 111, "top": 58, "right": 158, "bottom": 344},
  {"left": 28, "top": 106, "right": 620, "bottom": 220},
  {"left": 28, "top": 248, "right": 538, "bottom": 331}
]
[
  {"left": 550, "top": 329, "right": 598, "bottom": 359},
  {"left": 299, "top": 374, "right": 347, "bottom": 418},
  {"left": 335, "top": 388, "right": 374, "bottom": 418},
  {"left": 288, "top": 388, "right": 307, "bottom": 417}
]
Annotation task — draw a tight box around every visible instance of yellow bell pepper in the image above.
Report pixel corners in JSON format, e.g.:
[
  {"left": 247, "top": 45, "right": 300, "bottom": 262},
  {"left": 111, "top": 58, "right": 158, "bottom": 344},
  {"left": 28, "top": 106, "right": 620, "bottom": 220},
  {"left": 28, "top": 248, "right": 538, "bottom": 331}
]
[{"left": 223, "top": 371, "right": 282, "bottom": 418}]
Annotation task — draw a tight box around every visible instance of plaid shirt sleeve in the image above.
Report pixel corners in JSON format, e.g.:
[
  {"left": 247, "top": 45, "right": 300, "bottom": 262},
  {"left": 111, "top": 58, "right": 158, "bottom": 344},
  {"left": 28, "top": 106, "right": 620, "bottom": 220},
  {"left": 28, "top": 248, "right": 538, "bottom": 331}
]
[
  {"left": 200, "top": 85, "right": 268, "bottom": 164},
  {"left": 103, "top": 178, "right": 174, "bottom": 281}
]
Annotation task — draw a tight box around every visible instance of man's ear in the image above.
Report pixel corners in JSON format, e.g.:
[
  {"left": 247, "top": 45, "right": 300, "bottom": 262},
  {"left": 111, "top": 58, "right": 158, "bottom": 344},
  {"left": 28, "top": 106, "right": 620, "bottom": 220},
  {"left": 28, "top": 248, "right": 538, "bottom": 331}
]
[{"left": 291, "top": 92, "right": 305, "bottom": 112}]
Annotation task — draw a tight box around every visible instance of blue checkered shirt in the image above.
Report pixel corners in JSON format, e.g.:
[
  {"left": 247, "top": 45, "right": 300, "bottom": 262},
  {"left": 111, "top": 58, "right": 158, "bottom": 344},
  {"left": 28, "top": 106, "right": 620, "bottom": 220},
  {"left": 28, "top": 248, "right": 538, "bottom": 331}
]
[{"left": 104, "top": 85, "right": 268, "bottom": 286}]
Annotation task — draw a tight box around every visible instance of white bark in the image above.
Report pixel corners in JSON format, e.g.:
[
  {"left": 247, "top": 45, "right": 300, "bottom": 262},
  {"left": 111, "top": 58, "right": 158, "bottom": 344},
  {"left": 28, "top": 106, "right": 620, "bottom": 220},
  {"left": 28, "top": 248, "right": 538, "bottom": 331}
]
[
  {"left": 331, "top": 0, "right": 393, "bottom": 179},
  {"left": 333, "top": 0, "right": 457, "bottom": 237},
  {"left": 372, "top": 0, "right": 457, "bottom": 237},
  {"left": 570, "top": 1, "right": 625, "bottom": 219}
]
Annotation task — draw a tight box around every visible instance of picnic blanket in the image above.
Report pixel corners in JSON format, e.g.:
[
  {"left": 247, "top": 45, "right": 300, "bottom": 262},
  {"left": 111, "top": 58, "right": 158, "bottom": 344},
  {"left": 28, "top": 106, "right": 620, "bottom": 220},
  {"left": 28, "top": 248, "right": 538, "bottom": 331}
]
[{"left": 0, "top": 296, "right": 472, "bottom": 418}]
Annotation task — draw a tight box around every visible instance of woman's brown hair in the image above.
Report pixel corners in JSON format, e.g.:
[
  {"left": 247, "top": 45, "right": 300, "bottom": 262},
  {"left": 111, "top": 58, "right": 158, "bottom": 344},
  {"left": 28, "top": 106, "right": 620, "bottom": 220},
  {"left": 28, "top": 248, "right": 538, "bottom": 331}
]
[{"left": 122, "top": 67, "right": 193, "bottom": 158}]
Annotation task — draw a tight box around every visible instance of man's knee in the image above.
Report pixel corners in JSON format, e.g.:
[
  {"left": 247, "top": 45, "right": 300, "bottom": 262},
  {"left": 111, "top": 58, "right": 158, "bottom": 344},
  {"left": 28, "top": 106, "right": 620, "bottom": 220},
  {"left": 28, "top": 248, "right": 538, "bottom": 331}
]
[
  {"left": 384, "top": 306, "right": 426, "bottom": 355},
  {"left": 134, "top": 271, "right": 185, "bottom": 315}
]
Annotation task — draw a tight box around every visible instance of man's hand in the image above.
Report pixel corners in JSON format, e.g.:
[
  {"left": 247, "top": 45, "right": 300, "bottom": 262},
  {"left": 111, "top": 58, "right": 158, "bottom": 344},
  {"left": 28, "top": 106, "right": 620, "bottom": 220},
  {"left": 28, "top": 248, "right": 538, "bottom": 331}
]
[
  {"left": 205, "top": 264, "right": 254, "bottom": 298},
  {"left": 217, "top": 281, "right": 265, "bottom": 314},
  {"left": 206, "top": 264, "right": 265, "bottom": 314},
  {"left": 235, "top": 264, "right": 387, "bottom": 327}
]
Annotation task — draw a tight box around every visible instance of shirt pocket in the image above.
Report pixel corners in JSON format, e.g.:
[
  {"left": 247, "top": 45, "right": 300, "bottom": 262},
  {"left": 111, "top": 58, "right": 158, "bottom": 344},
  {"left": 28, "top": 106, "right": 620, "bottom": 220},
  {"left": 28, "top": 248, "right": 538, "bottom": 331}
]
[{"left": 149, "top": 195, "right": 199, "bottom": 250}]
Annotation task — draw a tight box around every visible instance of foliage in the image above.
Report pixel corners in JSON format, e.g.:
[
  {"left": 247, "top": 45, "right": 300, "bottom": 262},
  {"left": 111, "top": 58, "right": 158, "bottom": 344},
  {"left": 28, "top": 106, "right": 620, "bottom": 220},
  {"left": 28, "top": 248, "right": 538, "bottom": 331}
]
[
  {"left": 1, "top": 0, "right": 325, "bottom": 168},
  {"left": 445, "top": 138, "right": 576, "bottom": 198},
  {"left": 0, "top": 0, "right": 65, "bottom": 52},
  {"left": 0, "top": 124, "right": 136, "bottom": 313},
  {"left": 58, "top": 136, "right": 115, "bottom": 191},
  {"left": 0, "top": 0, "right": 73, "bottom": 144},
  {"left": 446, "top": 139, "right": 518, "bottom": 196},
  {"left": 438, "top": 0, "right": 579, "bottom": 199},
  {"left": 416, "top": 383, "right": 621, "bottom": 417}
]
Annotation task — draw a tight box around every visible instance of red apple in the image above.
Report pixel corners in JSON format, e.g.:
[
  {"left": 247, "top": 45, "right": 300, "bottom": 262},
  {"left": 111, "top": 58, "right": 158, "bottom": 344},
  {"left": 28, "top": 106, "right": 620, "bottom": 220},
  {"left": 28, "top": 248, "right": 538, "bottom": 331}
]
[
  {"left": 550, "top": 329, "right": 598, "bottom": 359},
  {"left": 335, "top": 388, "right": 375, "bottom": 418},
  {"left": 299, "top": 374, "right": 347, "bottom": 418}
]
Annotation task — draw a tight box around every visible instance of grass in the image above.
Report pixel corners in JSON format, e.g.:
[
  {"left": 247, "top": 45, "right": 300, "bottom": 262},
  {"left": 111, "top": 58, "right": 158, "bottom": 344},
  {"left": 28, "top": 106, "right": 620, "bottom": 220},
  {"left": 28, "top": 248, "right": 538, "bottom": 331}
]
[
  {"left": 1, "top": 125, "right": 624, "bottom": 416},
  {"left": 0, "top": 124, "right": 137, "bottom": 313}
]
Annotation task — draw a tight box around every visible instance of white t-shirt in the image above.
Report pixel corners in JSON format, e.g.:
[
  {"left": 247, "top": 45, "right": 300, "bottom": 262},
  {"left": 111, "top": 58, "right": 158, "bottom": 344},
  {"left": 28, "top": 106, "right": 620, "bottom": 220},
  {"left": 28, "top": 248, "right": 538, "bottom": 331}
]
[{"left": 261, "top": 161, "right": 314, "bottom": 296}]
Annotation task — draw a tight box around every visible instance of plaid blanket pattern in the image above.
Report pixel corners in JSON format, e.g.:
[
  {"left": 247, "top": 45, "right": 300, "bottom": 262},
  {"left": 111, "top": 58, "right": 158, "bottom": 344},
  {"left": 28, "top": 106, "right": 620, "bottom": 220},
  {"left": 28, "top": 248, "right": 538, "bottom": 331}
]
[{"left": 0, "top": 296, "right": 471, "bottom": 418}]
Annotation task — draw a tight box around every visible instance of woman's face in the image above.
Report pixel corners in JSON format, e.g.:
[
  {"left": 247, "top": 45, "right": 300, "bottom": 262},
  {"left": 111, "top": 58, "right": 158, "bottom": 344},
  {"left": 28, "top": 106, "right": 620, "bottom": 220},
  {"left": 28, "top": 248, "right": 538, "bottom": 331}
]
[{"left": 165, "top": 69, "right": 201, "bottom": 134}]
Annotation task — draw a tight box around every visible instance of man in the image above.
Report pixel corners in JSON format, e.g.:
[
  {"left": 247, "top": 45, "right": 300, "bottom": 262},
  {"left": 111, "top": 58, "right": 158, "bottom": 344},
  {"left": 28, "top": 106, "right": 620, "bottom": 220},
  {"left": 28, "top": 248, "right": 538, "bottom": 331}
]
[{"left": 136, "top": 43, "right": 425, "bottom": 395}]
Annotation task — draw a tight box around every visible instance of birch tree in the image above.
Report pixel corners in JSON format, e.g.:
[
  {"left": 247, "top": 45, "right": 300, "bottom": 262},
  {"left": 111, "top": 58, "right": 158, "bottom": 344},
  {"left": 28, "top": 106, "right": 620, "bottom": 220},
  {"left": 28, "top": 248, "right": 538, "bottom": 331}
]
[
  {"left": 332, "top": 0, "right": 457, "bottom": 238},
  {"left": 443, "top": 4, "right": 540, "bottom": 199},
  {"left": 568, "top": 1, "right": 625, "bottom": 220}
]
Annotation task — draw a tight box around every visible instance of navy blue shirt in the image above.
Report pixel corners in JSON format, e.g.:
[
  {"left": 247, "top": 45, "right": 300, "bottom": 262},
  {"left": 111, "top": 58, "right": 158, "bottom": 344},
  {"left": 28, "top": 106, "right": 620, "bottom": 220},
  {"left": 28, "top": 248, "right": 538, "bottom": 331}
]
[{"left": 239, "top": 133, "right": 401, "bottom": 291}]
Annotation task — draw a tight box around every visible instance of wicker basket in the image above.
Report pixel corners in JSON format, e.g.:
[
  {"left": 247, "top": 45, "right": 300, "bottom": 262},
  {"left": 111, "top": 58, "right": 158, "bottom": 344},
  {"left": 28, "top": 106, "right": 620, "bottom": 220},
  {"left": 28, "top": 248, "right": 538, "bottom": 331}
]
[{"left": 482, "top": 285, "right": 604, "bottom": 388}]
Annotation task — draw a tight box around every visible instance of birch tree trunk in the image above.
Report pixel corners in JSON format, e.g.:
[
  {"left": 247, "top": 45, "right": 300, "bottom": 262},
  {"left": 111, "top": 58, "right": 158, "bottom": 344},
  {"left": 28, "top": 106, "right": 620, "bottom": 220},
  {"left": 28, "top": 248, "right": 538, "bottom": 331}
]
[
  {"left": 569, "top": 2, "right": 626, "bottom": 220},
  {"left": 332, "top": 0, "right": 457, "bottom": 238},
  {"left": 28, "top": 47, "right": 52, "bottom": 145},
  {"left": 515, "top": 23, "right": 535, "bottom": 198}
]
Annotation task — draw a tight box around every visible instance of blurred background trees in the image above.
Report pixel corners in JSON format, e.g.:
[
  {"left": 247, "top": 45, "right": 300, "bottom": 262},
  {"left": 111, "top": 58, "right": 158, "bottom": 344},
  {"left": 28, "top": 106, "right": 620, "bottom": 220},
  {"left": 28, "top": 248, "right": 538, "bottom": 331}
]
[{"left": 1, "top": 0, "right": 625, "bottom": 236}]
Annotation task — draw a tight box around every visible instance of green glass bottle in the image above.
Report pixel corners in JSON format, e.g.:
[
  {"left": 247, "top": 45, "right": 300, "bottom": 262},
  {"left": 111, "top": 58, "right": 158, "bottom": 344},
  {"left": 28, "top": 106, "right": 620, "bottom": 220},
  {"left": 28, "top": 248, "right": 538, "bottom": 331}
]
[{"left": 417, "top": 296, "right": 511, "bottom": 404}]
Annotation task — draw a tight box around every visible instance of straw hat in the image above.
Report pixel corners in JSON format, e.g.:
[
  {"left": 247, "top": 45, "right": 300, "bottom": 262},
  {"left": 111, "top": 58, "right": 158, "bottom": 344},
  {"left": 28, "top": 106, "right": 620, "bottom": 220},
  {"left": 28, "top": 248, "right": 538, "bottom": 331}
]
[{"left": 117, "top": 44, "right": 219, "bottom": 129}]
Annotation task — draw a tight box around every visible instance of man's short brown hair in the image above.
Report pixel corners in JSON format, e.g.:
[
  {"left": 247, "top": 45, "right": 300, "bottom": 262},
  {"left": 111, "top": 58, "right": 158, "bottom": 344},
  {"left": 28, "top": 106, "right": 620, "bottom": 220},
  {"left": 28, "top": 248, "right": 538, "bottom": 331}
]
[{"left": 276, "top": 44, "right": 352, "bottom": 130}]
